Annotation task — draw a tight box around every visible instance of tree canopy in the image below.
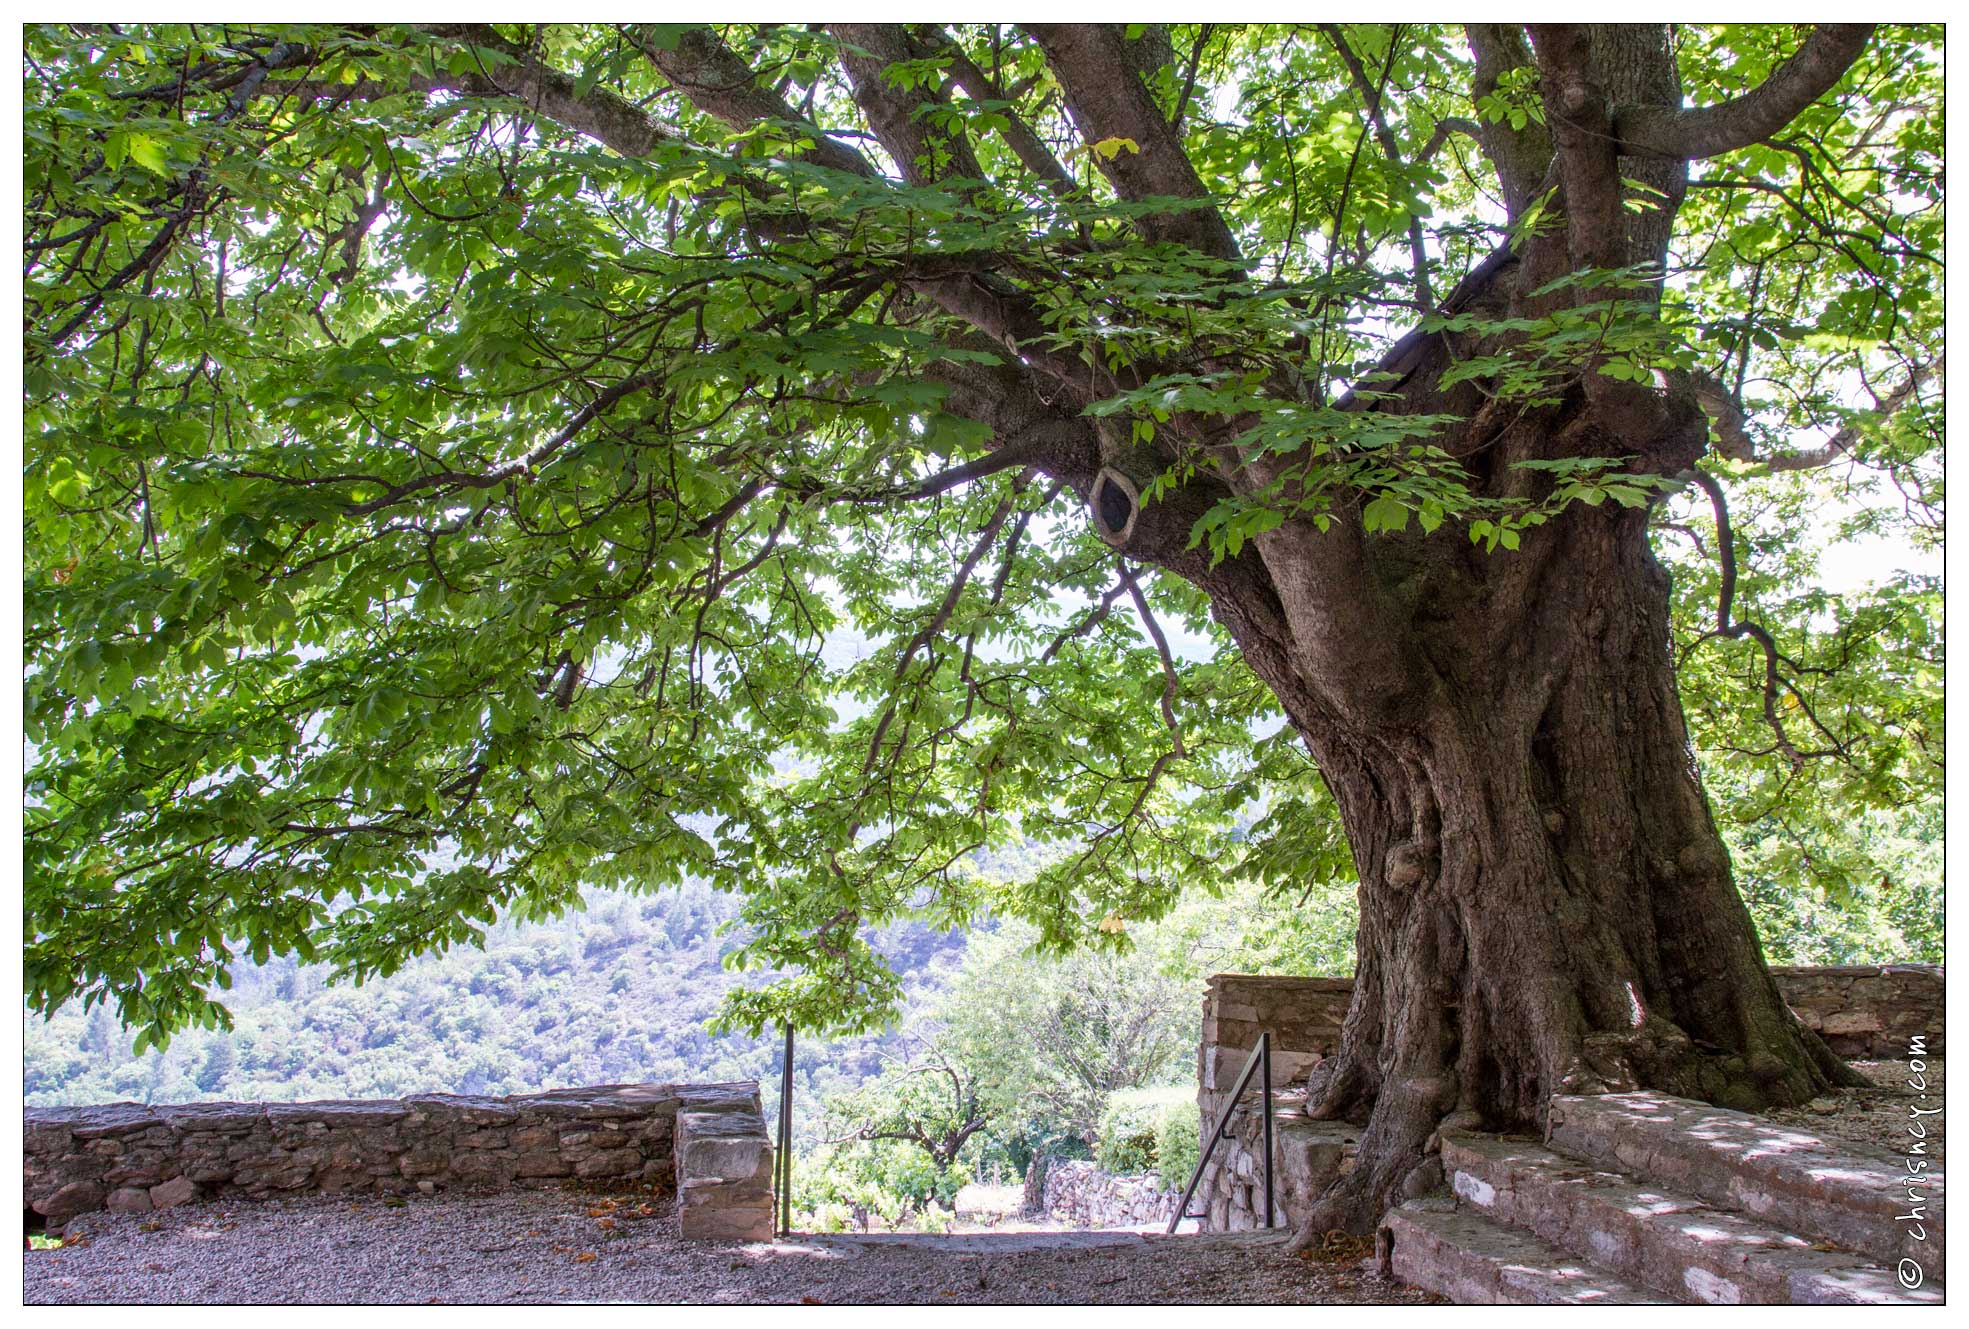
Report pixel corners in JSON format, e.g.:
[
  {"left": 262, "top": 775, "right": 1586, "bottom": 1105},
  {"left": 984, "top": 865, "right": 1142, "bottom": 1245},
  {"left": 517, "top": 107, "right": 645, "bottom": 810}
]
[{"left": 22, "top": 22, "right": 1941, "bottom": 1053}]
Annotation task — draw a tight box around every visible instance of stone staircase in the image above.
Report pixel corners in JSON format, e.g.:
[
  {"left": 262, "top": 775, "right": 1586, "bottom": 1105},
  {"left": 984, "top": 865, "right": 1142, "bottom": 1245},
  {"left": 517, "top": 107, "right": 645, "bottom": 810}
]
[{"left": 1384, "top": 1091, "right": 1943, "bottom": 1305}]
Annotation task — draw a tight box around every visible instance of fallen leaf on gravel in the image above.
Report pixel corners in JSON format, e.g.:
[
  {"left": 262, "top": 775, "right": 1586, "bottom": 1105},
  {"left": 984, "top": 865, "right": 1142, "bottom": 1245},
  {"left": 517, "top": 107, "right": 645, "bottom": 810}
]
[
  {"left": 575, "top": 1252, "right": 598, "bottom": 1263},
  {"left": 801, "top": 1295, "right": 824, "bottom": 1305},
  {"left": 139, "top": 1222, "right": 163, "bottom": 1233},
  {"left": 1300, "top": 1230, "right": 1372, "bottom": 1263},
  {"left": 596, "top": 1218, "right": 616, "bottom": 1230}
]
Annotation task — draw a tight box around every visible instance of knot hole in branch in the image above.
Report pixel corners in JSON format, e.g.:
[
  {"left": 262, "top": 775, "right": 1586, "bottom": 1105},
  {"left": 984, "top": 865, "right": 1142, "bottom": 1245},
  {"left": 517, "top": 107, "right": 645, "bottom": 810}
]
[{"left": 1090, "top": 466, "right": 1141, "bottom": 547}]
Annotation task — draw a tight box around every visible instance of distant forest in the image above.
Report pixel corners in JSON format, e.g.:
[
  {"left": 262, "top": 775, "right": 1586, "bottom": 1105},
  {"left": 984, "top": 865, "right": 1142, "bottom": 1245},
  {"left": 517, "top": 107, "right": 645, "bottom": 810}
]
[
  {"left": 25, "top": 799, "right": 1936, "bottom": 1120},
  {"left": 24, "top": 877, "right": 967, "bottom": 1116}
]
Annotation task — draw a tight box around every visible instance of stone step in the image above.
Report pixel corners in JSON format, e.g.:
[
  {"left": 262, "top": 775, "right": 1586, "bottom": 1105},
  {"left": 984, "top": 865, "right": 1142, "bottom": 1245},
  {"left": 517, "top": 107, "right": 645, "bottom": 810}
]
[
  {"left": 1548, "top": 1091, "right": 1944, "bottom": 1286},
  {"left": 1382, "top": 1200, "right": 1668, "bottom": 1304},
  {"left": 1442, "top": 1132, "right": 1941, "bottom": 1304}
]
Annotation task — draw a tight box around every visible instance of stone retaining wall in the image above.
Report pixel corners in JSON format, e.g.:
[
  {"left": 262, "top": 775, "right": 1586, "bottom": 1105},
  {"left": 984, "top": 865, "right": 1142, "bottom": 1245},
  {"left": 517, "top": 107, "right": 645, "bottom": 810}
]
[
  {"left": 25, "top": 1081, "right": 773, "bottom": 1241},
  {"left": 1193, "top": 964, "right": 1943, "bottom": 1232},
  {"left": 1192, "top": 1088, "right": 1357, "bottom": 1234},
  {"left": 1768, "top": 964, "right": 1945, "bottom": 1060},
  {"left": 1040, "top": 1159, "right": 1181, "bottom": 1229},
  {"left": 1197, "top": 974, "right": 1352, "bottom": 1128}
]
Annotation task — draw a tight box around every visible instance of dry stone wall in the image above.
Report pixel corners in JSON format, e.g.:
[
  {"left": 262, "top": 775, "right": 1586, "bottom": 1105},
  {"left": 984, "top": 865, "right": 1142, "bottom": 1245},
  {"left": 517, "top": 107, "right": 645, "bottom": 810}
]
[
  {"left": 1768, "top": 964, "right": 1944, "bottom": 1060},
  {"left": 25, "top": 1081, "right": 773, "bottom": 1240},
  {"left": 1193, "top": 965, "right": 1943, "bottom": 1233},
  {"left": 1197, "top": 975, "right": 1352, "bottom": 1128},
  {"left": 1193, "top": 1090, "right": 1358, "bottom": 1234},
  {"left": 1040, "top": 1160, "right": 1182, "bottom": 1229}
]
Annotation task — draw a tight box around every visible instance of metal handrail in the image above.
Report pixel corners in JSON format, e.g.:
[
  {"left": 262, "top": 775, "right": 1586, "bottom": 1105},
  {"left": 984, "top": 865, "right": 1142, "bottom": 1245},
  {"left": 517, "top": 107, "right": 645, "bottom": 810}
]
[
  {"left": 1166, "top": 1029, "right": 1275, "bottom": 1234},
  {"left": 774, "top": 1024, "right": 794, "bottom": 1236}
]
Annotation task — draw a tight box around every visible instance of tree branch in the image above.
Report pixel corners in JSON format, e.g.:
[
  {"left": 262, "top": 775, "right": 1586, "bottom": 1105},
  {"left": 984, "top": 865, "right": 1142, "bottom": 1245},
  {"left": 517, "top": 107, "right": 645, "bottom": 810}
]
[
  {"left": 830, "top": 24, "right": 985, "bottom": 187},
  {"left": 1319, "top": 23, "right": 1432, "bottom": 309},
  {"left": 916, "top": 26, "right": 1077, "bottom": 195},
  {"left": 1119, "top": 562, "right": 1185, "bottom": 760},
  {"left": 346, "top": 370, "right": 663, "bottom": 516},
  {"left": 1025, "top": 23, "right": 1241, "bottom": 262},
  {"left": 1416, "top": 115, "right": 1481, "bottom": 165},
  {"left": 411, "top": 24, "right": 692, "bottom": 161},
  {"left": 635, "top": 26, "right": 875, "bottom": 179},
  {"left": 1529, "top": 25, "right": 1624, "bottom": 272},
  {"left": 861, "top": 492, "right": 1021, "bottom": 775},
  {"left": 1678, "top": 356, "right": 1939, "bottom": 472},
  {"left": 1612, "top": 25, "right": 1875, "bottom": 161},
  {"left": 1685, "top": 470, "right": 1844, "bottom": 771},
  {"left": 1465, "top": 24, "right": 1553, "bottom": 216}
]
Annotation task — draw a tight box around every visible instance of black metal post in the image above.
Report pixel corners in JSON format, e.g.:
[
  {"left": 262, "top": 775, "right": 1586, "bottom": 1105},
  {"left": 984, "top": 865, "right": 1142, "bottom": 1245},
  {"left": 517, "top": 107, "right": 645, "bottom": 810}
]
[
  {"left": 1260, "top": 1034, "right": 1275, "bottom": 1229},
  {"left": 777, "top": 1024, "right": 794, "bottom": 1236}
]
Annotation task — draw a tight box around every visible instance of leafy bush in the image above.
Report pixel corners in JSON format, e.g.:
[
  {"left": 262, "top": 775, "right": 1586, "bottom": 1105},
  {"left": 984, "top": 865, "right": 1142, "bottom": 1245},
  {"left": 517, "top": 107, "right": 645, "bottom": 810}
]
[
  {"left": 808, "top": 1200, "right": 854, "bottom": 1233},
  {"left": 795, "top": 1139, "right": 971, "bottom": 1232},
  {"left": 1154, "top": 1096, "right": 1201, "bottom": 1189},
  {"left": 1095, "top": 1085, "right": 1198, "bottom": 1182}
]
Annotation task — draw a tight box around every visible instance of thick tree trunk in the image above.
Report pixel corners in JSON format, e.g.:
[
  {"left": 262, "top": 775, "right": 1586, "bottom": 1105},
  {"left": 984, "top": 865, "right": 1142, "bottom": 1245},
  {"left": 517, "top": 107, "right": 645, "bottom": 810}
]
[
  {"left": 1217, "top": 475, "right": 1864, "bottom": 1240},
  {"left": 800, "top": 15, "right": 1885, "bottom": 1247}
]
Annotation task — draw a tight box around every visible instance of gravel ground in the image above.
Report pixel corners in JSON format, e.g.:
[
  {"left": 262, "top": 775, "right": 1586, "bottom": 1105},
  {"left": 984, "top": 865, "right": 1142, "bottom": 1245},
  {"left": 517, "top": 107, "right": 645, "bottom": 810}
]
[
  {"left": 1761, "top": 1058, "right": 1945, "bottom": 1155},
  {"left": 25, "top": 1189, "right": 1437, "bottom": 1305},
  {"left": 32, "top": 1062, "right": 1931, "bottom": 1305}
]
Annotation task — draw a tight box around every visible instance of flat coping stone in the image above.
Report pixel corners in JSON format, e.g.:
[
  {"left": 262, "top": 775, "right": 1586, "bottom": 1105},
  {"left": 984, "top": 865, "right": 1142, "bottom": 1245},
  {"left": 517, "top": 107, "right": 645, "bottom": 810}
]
[
  {"left": 401, "top": 1093, "right": 522, "bottom": 1124},
  {"left": 678, "top": 1108, "right": 769, "bottom": 1140},
  {"left": 1206, "top": 973, "right": 1359, "bottom": 993},
  {"left": 57, "top": 1104, "right": 171, "bottom": 1139},
  {"left": 1769, "top": 963, "right": 1942, "bottom": 979},
  {"left": 1384, "top": 1201, "right": 1668, "bottom": 1305},
  {"left": 676, "top": 1083, "right": 763, "bottom": 1114},
  {"left": 512, "top": 1085, "right": 678, "bottom": 1119},
  {"left": 158, "top": 1103, "right": 269, "bottom": 1134},
  {"left": 265, "top": 1100, "right": 412, "bottom": 1128}
]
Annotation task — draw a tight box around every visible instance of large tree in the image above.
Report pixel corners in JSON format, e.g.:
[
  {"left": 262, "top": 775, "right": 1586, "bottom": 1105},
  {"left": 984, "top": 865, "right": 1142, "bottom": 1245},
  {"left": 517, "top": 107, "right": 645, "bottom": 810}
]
[{"left": 22, "top": 23, "right": 1941, "bottom": 1235}]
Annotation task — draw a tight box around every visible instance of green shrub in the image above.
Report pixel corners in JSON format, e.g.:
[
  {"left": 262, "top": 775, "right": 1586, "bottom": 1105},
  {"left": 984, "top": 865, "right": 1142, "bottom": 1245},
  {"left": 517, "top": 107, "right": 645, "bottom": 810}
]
[
  {"left": 1095, "top": 1085, "right": 1198, "bottom": 1183},
  {"left": 808, "top": 1200, "right": 853, "bottom": 1233},
  {"left": 1154, "top": 1096, "right": 1201, "bottom": 1188}
]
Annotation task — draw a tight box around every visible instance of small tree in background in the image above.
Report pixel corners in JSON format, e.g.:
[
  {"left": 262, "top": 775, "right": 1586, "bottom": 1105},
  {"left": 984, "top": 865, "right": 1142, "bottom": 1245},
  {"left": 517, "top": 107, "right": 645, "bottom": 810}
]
[
  {"left": 941, "top": 921, "right": 1196, "bottom": 1144},
  {"left": 823, "top": 1030, "right": 989, "bottom": 1178}
]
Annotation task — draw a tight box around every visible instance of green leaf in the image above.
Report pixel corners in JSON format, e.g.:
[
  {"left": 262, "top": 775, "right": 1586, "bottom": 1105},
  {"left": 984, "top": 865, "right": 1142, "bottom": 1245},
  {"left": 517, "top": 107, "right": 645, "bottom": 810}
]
[
  {"left": 125, "top": 131, "right": 168, "bottom": 176},
  {"left": 1360, "top": 496, "right": 1409, "bottom": 533}
]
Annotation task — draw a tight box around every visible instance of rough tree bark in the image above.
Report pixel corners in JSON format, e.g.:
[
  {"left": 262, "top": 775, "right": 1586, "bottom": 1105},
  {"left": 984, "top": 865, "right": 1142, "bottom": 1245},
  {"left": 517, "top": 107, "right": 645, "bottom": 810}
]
[
  {"left": 1027, "top": 22, "right": 1876, "bottom": 1239},
  {"left": 1213, "top": 359, "right": 1870, "bottom": 1237}
]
